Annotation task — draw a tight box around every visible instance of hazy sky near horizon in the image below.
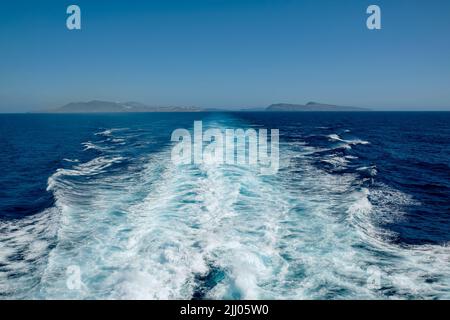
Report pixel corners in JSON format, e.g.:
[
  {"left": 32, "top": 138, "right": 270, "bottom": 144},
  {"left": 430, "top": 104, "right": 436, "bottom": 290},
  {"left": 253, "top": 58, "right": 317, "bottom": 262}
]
[{"left": 1, "top": 0, "right": 450, "bottom": 112}]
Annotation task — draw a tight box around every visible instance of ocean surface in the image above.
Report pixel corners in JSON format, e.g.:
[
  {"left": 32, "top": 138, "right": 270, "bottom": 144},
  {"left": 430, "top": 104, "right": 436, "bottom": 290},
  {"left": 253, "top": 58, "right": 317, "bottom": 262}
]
[{"left": 0, "top": 112, "right": 449, "bottom": 299}]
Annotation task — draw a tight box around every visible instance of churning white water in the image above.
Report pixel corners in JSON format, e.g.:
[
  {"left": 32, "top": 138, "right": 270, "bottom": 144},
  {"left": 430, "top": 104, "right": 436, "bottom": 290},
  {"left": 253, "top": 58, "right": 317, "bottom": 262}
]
[{"left": 1, "top": 116, "right": 449, "bottom": 299}]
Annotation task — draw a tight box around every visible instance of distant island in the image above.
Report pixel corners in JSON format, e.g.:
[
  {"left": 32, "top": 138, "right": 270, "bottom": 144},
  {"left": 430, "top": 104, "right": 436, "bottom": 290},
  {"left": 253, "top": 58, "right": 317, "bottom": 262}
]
[
  {"left": 42, "top": 100, "right": 203, "bottom": 113},
  {"left": 39, "top": 100, "right": 370, "bottom": 113},
  {"left": 266, "top": 102, "right": 369, "bottom": 112}
]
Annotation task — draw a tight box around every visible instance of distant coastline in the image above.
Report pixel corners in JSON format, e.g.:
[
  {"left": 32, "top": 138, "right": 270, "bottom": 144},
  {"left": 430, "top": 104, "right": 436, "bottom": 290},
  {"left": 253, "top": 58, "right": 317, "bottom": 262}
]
[
  {"left": 35, "top": 100, "right": 371, "bottom": 113},
  {"left": 266, "top": 102, "right": 370, "bottom": 112},
  {"left": 37, "top": 100, "right": 203, "bottom": 113}
]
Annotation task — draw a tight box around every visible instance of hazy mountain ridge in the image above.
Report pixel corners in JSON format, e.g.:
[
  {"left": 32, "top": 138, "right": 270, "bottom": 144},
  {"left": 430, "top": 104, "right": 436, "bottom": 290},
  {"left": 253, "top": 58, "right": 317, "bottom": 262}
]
[
  {"left": 44, "top": 100, "right": 203, "bottom": 113},
  {"left": 40, "top": 100, "right": 370, "bottom": 113}
]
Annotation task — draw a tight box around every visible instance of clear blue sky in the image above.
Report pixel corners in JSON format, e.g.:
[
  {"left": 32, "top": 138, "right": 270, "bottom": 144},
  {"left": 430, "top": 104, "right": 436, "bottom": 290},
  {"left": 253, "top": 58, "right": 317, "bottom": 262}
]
[{"left": 1, "top": 0, "right": 450, "bottom": 111}]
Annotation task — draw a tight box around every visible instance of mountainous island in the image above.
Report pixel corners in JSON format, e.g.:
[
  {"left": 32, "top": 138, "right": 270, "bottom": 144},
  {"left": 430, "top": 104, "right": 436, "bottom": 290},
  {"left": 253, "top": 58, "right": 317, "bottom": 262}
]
[
  {"left": 40, "top": 100, "right": 370, "bottom": 113},
  {"left": 43, "top": 100, "right": 203, "bottom": 113},
  {"left": 266, "top": 102, "right": 369, "bottom": 112}
]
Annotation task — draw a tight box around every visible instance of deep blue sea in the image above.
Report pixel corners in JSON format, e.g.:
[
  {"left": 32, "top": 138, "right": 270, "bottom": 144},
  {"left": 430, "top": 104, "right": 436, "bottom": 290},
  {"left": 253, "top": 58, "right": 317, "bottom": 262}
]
[{"left": 0, "top": 112, "right": 449, "bottom": 299}]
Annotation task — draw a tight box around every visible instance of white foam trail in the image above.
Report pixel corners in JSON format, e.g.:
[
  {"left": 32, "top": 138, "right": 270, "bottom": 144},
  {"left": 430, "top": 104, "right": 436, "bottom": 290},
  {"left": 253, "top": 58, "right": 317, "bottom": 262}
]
[
  {"left": 0, "top": 208, "right": 58, "bottom": 298},
  {"left": 109, "top": 120, "right": 290, "bottom": 299},
  {"left": 347, "top": 186, "right": 450, "bottom": 298},
  {"left": 1, "top": 121, "right": 449, "bottom": 300},
  {"left": 99, "top": 121, "right": 450, "bottom": 300}
]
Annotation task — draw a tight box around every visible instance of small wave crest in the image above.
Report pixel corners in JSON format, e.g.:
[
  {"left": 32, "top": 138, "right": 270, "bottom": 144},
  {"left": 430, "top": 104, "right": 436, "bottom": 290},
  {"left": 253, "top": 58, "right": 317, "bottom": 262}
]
[{"left": 327, "top": 133, "right": 370, "bottom": 147}]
